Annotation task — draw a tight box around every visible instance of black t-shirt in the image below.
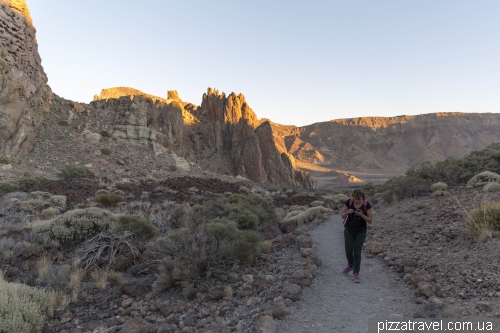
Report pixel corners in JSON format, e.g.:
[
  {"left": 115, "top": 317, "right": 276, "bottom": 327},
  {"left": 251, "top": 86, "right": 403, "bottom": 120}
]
[{"left": 344, "top": 199, "right": 372, "bottom": 234}]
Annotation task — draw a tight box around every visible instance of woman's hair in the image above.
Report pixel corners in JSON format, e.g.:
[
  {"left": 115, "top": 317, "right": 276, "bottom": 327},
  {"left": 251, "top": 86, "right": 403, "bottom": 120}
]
[{"left": 351, "top": 189, "right": 365, "bottom": 200}]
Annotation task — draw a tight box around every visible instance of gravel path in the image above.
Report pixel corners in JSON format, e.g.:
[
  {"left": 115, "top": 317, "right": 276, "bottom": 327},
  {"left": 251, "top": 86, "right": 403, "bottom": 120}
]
[{"left": 276, "top": 214, "right": 419, "bottom": 333}]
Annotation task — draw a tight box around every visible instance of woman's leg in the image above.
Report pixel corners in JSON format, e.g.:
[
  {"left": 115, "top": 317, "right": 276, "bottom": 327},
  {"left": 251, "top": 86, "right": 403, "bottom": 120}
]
[
  {"left": 352, "top": 232, "right": 367, "bottom": 274},
  {"left": 344, "top": 228, "right": 355, "bottom": 269}
]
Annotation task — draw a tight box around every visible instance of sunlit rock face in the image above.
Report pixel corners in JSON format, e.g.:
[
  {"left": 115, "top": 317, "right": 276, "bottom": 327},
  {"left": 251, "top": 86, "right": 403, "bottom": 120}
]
[{"left": 0, "top": 0, "right": 52, "bottom": 155}]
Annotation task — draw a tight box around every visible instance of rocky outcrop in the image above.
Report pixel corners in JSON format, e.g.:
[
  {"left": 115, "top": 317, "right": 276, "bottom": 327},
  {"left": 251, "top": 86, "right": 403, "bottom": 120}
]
[
  {"left": 197, "top": 88, "right": 315, "bottom": 188},
  {"left": 0, "top": 0, "right": 52, "bottom": 156},
  {"left": 90, "top": 94, "right": 194, "bottom": 155}
]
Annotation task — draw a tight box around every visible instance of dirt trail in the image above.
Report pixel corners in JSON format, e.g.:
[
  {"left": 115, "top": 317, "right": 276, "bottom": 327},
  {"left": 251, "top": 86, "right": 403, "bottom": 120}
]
[{"left": 276, "top": 214, "right": 419, "bottom": 333}]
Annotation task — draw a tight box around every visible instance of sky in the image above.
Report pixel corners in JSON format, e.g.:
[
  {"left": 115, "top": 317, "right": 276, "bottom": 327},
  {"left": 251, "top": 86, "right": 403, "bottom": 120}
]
[{"left": 27, "top": 1, "right": 500, "bottom": 127}]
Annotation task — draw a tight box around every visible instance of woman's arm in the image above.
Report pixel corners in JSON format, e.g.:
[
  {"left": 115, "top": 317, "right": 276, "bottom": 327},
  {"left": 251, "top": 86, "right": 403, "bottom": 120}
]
[
  {"left": 341, "top": 205, "right": 354, "bottom": 219},
  {"left": 356, "top": 208, "right": 373, "bottom": 224}
]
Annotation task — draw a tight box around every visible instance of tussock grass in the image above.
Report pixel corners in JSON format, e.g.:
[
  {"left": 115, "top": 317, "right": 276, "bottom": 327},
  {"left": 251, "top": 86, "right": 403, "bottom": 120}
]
[{"left": 464, "top": 201, "right": 500, "bottom": 242}]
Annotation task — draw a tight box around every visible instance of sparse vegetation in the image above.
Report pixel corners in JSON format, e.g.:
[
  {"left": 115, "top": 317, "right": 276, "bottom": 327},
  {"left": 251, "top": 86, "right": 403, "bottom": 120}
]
[
  {"left": 212, "top": 194, "right": 277, "bottom": 229},
  {"left": 466, "top": 171, "right": 500, "bottom": 188},
  {"left": 0, "top": 156, "right": 10, "bottom": 164},
  {"left": 58, "top": 165, "right": 94, "bottom": 179},
  {"left": 0, "top": 183, "right": 19, "bottom": 194},
  {"left": 114, "top": 215, "right": 159, "bottom": 240},
  {"left": 96, "top": 193, "right": 124, "bottom": 207},
  {"left": 58, "top": 120, "right": 69, "bottom": 126},
  {"left": 0, "top": 273, "right": 48, "bottom": 333},
  {"left": 101, "top": 148, "right": 111, "bottom": 155},
  {"left": 430, "top": 182, "right": 448, "bottom": 191},
  {"left": 32, "top": 208, "right": 116, "bottom": 245},
  {"left": 464, "top": 202, "right": 500, "bottom": 242}
]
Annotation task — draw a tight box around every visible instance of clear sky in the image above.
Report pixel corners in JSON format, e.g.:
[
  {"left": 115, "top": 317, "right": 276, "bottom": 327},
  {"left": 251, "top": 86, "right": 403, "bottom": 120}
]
[{"left": 28, "top": 1, "right": 500, "bottom": 127}]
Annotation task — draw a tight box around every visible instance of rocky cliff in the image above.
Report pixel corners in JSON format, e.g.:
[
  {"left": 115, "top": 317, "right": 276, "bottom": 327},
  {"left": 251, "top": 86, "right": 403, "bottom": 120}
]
[{"left": 0, "top": 0, "right": 52, "bottom": 156}]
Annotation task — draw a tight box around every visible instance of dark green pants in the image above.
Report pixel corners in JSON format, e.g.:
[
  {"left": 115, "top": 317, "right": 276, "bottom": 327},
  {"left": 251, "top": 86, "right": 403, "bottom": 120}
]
[{"left": 344, "top": 229, "right": 367, "bottom": 274}]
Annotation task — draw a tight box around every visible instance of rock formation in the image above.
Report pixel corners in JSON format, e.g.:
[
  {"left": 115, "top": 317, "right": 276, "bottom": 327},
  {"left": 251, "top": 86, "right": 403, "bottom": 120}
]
[{"left": 0, "top": 0, "right": 52, "bottom": 156}]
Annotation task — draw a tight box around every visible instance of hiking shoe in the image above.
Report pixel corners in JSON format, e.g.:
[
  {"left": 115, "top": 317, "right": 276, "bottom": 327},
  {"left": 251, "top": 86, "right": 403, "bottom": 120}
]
[
  {"left": 353, "top": 273, "right": 360, "bottom": 283},
  {"left": 342, "top": 266, "right": 352, "bottom": 274}
]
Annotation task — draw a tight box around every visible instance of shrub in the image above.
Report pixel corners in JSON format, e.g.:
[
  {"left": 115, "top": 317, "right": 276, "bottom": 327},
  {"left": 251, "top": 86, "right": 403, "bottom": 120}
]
[
  {"left": 0, "top": 275, "right": 48, "bottom": 333},
  {"left": 31, "top": 208, "right": 116, "bottom": 245},
  {"left": 17, "top": 177, "right": 47, "bottom": 190},
  {"left": 332, "top": 194, "right": 349, "bottom": 204},
  {"left": 101, "top": 148, "right": 111, "bottom": 155},
  {"left": 168, "top": 165, "right": 177, "bottom": 172},
  {"left": 484, "top": 182, "right": 500, "bottom": 192},
  {"left": 0, "top": 156, "right": 10, "bottom": 164},
  {"left": 21, "top": 198, "right": 47, "bottom": 209},
  {"left": 0, "top": 183, "right": 19, "bottom": 194},
  {"left": 112, "top": 190, "right": 125, "bottom": 196},
  {"left": 154, "top": 222, "right": 262, "bottom": 295},
  {"left": 361, "top": 183, "right": 377, "bottom": 196},
  {"left": 309, "top": 200, "right": 324, "bottom": 207},
  {"left": 234, "top": 230, "right": 262, "bottom": 262},
  {"left": 268, "top": 187, "right": 279, "bottom": 193},
  {"left": 464, "top": 202, "right": 500, "bottom": 241},
  {"left": 283, "top": 206, "right": 332, "bottom": 225},
  {"left": 58, "top": 165, "right": 94, "bottom": 179},
  {"left": 78, "top": 232, "right": 140, "bottom": 269},
  {"left": 49, "top": 195, "right": 66, "bottom": 207},
  {"left": 114, "top": 215, "right": 159, "bottom": 240},
  {"left": 379, "top": 175, "right": 430, "bottom": 203},
  {"left": 94, "top": 189, "right": 110, "bottom": 196},
  {"left": 431, "top": 190, "right": 449, "bottom": 197},
  {"left": 213, "top": 194, "right": 277, "bottom": 229},
  {"left": 96, "top": 194, "right": 124, "bottom": 207},
  {"left": 260, "top": 240, "right": 272, "bottom": 254},
  {"left": 466, "top": 171, "right": 500, "bottom": 188},
  {"left": 430, "top": 182, "right": 448, "bottom": 191},
  {"left": 100, "top": 131, "right": 111, "bottom": 138},
  {"left": 41, "top": 208, "right": 60, "bottom": 219},
  {"left": 58, "top": 120, "right": 69, "bottom": 126}
]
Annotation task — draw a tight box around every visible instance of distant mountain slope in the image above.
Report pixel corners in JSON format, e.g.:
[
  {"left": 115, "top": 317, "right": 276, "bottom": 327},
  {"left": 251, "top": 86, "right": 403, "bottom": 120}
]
[{"left": 270, "top": 112, "right": 500, "bottom": 175}]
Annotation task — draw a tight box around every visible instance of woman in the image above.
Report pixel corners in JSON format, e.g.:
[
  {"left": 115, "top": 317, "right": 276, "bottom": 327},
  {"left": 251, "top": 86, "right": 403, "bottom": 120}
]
[{"left": 340, "top": 189, "right": 373, "bottom": 283}]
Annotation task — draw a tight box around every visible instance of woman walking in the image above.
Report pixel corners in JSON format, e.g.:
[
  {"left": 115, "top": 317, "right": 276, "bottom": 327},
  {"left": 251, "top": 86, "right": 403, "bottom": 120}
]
[{"left": 340, "top": 189, "right": 373, "bottom": 283}]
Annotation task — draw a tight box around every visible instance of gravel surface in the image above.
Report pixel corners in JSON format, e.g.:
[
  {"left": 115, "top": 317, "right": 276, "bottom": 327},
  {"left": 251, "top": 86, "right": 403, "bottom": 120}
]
[{"left": 276, "top": 214, "right": 419, "bottom": 333}]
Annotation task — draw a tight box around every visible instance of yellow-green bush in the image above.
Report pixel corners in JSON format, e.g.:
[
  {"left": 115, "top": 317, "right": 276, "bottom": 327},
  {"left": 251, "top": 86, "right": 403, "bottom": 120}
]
[
  {"left": 32, "top": 208, "right": 116, "bottom": 245},
  {"left": 431, "top": 190, "right": 449, "bottom": 197},
  {"left": 213, "top": 194, "right": 276, "bottom": 229},
  {"left": 0, "top": 275, "right": 48, "bottom": 333},
  {"left": 283, "top": 206, "right": 332, "bottom": 225},
  {"left": 49, "top": 195, "right": 66, "bottom": 207},
  {"left": 58, "top": 165, "right": 94, "bottom": 179},
  {"left": 114, "top": 215, "right": 159, "bottom": 240},
  {"left": 466, "top": 171, "right": 500, "bottom": 188},
  {"left": 464, "top": 202, "right": 500, "bottom": 241},
  {"left": 0, "top": 183, "right": 19, "bottom": 194},
  {"left": 430, "top": 182, "right": 448, "bottom": 191},
  {"left": 332, "top": 194, "right": 349, "bottom": 204},
  {"left": 483, "top": 182, "right": 500, "bottom": 193}
]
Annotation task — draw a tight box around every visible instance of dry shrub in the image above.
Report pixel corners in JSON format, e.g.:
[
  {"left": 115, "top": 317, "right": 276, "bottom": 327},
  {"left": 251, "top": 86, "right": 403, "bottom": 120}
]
[
  {"left": 58, "top": 165, "right": 94, "bottom": 179},
  {"left": 224, "top": 285, "right": 233, "bottom": 299},
  {"left": 77, "top": 232, "right": 140, "bottom": 269},
  {"left": 91, "top": 269, "right": 109, "bottom": 289},
  {"left": 260, "top": 240, "right": 272, "bottom": 254},
  {"left": 309, "top": 200, "right": 324, "bottom": 207},
  {"left": 96, "top": 194, "right": 124, "bottom": 207},
  {"left": 464, "top": 202, "right": 500, "bottom": 242}
]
